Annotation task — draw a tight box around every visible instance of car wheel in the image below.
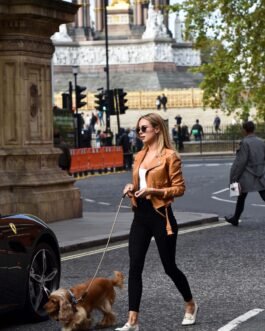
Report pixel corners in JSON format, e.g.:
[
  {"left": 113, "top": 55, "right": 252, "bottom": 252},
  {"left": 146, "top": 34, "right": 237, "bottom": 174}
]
[{"left": 26, "top": 243, "right": 60, "bottom": 321}]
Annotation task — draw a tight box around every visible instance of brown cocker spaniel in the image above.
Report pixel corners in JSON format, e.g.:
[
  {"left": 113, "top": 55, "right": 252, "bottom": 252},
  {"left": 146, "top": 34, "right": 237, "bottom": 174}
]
[{"left": 44, "top": 271, "right": 124, "bottom": 331}]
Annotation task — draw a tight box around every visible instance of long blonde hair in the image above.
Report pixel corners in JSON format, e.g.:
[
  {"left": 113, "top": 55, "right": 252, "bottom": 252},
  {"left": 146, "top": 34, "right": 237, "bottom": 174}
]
[{"left": 136, "top": 113, "right": 174, "bottom": 153}]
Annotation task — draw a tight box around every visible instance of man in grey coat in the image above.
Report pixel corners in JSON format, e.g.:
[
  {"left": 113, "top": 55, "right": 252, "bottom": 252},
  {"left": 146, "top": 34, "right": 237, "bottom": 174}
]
[{"left": 225, "top": 121, "right": 265, "bottom": 226}]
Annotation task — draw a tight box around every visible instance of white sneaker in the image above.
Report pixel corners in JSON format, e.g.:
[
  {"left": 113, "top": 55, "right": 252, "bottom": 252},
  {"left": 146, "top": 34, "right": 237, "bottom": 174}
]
[
  {"left": 115, "top": 322, "right": 139, "bottom": 331},
  {"left": 181, "top": 302, "right": 199, "bottom": 326}
]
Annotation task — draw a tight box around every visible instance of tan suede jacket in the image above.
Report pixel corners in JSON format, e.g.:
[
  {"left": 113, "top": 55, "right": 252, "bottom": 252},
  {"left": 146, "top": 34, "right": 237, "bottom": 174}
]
[{"left": 130, "top": 148, "right": 185, "bottom": 234}]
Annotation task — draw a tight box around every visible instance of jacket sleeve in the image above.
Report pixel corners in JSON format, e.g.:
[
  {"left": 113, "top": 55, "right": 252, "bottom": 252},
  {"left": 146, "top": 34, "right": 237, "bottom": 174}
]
[
  {"left": 163, "top": 153, "right": 185, "bottom": 199},
  {"left": 230, "top": 141, "right": 249, "bottom": 183}
]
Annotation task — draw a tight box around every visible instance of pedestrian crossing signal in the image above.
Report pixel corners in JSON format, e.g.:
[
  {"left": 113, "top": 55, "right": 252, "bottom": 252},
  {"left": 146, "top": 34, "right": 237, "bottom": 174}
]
[
  {"left": 76, "top": 85, "right": 87, "bottom": 109},
  {"left": 94, "top": 92, "right": 105, "bottom": 111},
  {"left": 117, "top": 89, "right": 128, "bottom": 114}
]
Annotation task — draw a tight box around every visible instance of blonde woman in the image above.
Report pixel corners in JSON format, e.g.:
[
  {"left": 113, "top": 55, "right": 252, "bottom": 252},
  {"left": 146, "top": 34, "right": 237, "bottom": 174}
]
[{"left": 115, "top": 113, "right": 198, "bottom": 331}]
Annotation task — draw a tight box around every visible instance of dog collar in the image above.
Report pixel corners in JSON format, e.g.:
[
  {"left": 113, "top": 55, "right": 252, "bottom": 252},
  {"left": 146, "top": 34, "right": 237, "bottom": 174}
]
[{"left": 67, "top": 289, "right": 79, "bottom": 305}]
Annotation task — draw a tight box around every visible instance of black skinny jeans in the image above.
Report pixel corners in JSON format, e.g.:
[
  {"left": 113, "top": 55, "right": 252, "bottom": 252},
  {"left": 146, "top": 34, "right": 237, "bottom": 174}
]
[
  {"left": 233, "top": 190, "right": 265, "bottom": 220},
  {"left": 128, "top": 199, "right": 193, "bottom": 312}
]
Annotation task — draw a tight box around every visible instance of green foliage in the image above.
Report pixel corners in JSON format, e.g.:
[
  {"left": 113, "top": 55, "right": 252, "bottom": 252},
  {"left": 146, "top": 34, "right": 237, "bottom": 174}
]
[{"left": 170, "top": 0, "right": 265, "bottom": 119}]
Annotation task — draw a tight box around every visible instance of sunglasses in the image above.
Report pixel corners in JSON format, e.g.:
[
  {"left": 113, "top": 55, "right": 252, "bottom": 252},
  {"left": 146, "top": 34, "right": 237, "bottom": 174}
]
[{"left": 136, "top": 125, "right": 149, "bottom": 134}]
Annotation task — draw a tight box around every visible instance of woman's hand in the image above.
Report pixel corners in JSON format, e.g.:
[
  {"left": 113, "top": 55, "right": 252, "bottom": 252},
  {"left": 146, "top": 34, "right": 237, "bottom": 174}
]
[
  {"left": 123, "top": 183, "right": 134, "bottom": 197},
  {"left": 134, "top": 188, "right": 153, "bottom": 198}
]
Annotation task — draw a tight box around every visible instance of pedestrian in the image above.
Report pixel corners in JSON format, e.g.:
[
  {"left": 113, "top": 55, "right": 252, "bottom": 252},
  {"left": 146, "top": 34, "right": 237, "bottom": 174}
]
[
  {"left": 174, "top": 116, "right": 184, "bottom": 151},
  {"left": 225, "top": 121, "right": 265, "bottom": 226},
  {"left": 96, "top": 130, "right": 102, "bottom": 148},
  {"left": 115, "top": 113, "right": 198, "bottom": 331},
  {"left": 118, "top": 128, "right": 133, "bottom": 170},
  {"left": 191, "top": 119, "right": 204, "bottom": 141},
  {"left": 53, "top": 131, "right": 71, "bottom": 173},
  {"left": 97, "top": 109, "right": 104, "bottom": 126},
  {"left": 155, "top": 95, "right": 161, "bottom": 110},
  {"left": 160, "top": 93, "right": 167, "bottom": 111},
  {"left": 90, "top": 112, "right": 98, "bottom": 133},
  {"left": 172, "top": 125, "right": 178, "bottom": 149},
  {"left": 213, "top": 113, "right": 221, "bottom": 133},
  {"left": 181, "top": 123, "right": 190, "bottom": 142}
]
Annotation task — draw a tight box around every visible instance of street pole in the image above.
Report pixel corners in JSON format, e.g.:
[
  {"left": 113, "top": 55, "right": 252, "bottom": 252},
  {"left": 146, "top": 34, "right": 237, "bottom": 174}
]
[
  {"left": 104, "top": 0, "right": 110, "bottom": 130},
  {"left": 72, "top": 66, "right": 79, "bottom": 148}
]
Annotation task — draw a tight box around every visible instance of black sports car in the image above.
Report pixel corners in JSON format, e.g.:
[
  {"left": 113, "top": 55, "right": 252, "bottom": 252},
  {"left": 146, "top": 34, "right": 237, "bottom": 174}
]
[{"left": 0, "top": 213, "right": 61, "bottom": 321}]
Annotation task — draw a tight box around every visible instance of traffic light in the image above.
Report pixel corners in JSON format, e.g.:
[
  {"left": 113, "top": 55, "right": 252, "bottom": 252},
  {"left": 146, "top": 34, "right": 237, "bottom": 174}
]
[
  {"left": 117, "top": 88, "right": 128, "bottom": 114},
  {"left": 61, "top": 93, "right": 70, "bottom": 110},
  {"left": 105, "top": 89, "right": 115, "bottom": 115},
  {"left": 94, "top": 91, "right": 105, "bottom": 111},
  {"left": 76, "top": 85, "right": 87, "bottom": 109}
]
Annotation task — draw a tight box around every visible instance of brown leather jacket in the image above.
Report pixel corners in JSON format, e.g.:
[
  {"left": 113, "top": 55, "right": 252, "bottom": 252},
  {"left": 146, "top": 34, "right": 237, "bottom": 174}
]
[{"left": 130, "top": 148, "right": 185, "bottom": 234}]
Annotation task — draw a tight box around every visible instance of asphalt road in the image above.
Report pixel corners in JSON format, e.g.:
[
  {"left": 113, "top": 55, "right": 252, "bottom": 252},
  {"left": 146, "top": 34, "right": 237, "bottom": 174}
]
[
  {"left": 2, "top": 220, "right": 265, "bottom": 331},
  {"left": 1, "top": 156, "right": 265, "bottom": 331},
  {"left": 76, "top": 156, "right": 265, "bottom": 220}
]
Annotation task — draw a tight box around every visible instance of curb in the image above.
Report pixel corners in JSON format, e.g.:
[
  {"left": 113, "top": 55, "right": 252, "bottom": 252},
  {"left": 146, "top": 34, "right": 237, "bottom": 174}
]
[{"left": 59, "top": 215, "right": 219, "bottom": 254}]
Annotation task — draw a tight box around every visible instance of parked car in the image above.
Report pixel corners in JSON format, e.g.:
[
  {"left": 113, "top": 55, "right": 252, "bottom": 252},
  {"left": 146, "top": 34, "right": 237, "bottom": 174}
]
[{"left": 0, "top": 213, "right": 61, "bottom": 321}]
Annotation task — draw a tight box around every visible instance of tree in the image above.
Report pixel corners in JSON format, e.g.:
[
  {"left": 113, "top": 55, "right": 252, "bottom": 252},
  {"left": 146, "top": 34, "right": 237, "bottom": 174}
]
[{"left": 170, "top": 0, "right": 265, "bottom": 120}]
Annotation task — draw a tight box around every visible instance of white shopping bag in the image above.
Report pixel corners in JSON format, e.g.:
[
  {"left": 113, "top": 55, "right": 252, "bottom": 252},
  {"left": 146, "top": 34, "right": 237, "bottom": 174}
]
[{"left": 230, "top": 182, "right": 240, "bottom": 197}]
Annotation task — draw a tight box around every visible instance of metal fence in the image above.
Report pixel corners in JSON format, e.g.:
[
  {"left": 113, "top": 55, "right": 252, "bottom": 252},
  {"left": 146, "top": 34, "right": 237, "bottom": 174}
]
[
  {"left": 54, "top": 88, "right": 204, "bottom": 110},
  {"left": 180, "top": 125, "right": 265, "bottom": 154}
]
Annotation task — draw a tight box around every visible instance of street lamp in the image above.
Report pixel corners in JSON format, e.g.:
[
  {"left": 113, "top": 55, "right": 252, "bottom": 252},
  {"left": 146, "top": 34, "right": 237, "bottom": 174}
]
[{"left": 72, "top": 65, "right": 79, "bottom": 148}]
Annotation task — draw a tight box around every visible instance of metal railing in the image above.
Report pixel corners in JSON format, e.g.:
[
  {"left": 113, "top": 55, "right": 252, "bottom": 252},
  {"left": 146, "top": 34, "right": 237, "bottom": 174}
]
[{"left": 173, "top": 125, "right": 265, "bottom": 155}]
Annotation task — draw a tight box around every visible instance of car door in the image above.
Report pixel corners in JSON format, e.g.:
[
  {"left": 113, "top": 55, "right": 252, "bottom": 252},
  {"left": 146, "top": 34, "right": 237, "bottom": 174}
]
[
  {"left": 4, "top": 217, "right": 32, "bottom": 309},
  {"left": 0, "top": 218, "right": 10, "bottom": 310}
]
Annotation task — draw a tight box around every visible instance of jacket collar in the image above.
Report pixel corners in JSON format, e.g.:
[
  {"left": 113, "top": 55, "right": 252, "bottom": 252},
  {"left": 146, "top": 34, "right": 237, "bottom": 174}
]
[{"left": 135, "top": 148, "right": 166, "bottom": 172}]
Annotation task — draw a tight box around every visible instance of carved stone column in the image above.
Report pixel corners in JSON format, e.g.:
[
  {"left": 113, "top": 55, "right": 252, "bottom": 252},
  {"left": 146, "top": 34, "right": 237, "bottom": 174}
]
[
  {"left": 0, "top": 0, "right": 82, "bottom": 221},
  {"left": 134, "top": 0, "right": 143, "bottom": 25}
]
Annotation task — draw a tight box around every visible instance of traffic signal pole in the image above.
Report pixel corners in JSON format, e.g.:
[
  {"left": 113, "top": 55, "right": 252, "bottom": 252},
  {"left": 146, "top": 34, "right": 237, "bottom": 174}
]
[
  {"left": 104, "top": 0, "right": 110, "bottom": 130},
  {"left": 73, "top": 71, "right": 80, "bottom": 148}
]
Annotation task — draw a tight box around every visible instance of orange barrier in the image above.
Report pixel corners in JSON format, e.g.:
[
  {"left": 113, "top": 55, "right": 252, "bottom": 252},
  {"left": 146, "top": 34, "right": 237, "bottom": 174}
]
[{"left": 70, "top": 146, "right": 124, "bottom": 174}]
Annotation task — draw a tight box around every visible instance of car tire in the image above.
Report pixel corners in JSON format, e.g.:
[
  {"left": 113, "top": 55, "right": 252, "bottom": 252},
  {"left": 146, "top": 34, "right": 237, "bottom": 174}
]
[{"left": 25, "top": 242, "right": 60, "bottom": 321}]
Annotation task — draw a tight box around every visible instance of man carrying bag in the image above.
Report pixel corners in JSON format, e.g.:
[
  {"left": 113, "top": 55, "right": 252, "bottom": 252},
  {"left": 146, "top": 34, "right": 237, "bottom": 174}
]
[{"left": 225, "top": 121, "right": 265, "bottom": 226}]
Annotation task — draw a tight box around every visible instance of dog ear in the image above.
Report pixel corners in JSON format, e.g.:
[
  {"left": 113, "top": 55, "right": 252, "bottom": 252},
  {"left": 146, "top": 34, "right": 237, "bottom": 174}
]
[{"left": 59, "top": 299, "right": 74, "bottom": 322}]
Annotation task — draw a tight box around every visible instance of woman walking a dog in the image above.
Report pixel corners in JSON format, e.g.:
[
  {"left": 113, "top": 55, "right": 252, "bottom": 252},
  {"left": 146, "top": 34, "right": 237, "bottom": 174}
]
[{"left": 115, "top": 113, "right": 198, "bottom": 331}]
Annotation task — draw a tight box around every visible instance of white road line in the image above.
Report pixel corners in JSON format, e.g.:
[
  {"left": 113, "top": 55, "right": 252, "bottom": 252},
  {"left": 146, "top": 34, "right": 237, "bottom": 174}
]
[
  {"left": 218, "top": 308, "right": 264, "bottom": 331},
  {"left": 184, "top": 164, "right": 203, "bottom": 167},
  {"left": 212, "top": 188, "right": 229, "bottom": 195},
  {"left": 251, "top": 203, "right": 265, "bottom": 207},
  {"left": 61, "top": 222, "right": 228, "bottom": 261},
  {"left": 98, "top": 202, "right": 111, "bottom": 205},
  {"left": 84, "top": 198, "right": 95, "bottom": 203},
  {"left": 205, "top": 163, "right": 220, "bottom": 166},
  {"left": 211, "top": 196, "right": 236, "bottom": 204}
]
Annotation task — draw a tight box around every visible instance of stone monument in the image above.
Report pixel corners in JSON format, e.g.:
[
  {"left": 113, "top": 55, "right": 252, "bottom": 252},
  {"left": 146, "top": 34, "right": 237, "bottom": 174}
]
[
  {"left": 142, "top": 2, "right": 171, "bottom": 40},
  {"left": 0, "top": 0, "right": 82, "bottom": 221},
  {"left": 107, "top": 0, "right": 133, "bottom": 37}
]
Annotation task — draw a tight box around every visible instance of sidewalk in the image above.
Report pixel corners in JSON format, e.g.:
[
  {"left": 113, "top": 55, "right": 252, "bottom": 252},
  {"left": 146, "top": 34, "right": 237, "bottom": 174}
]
[{"left": 49, "top": 211, "right": 219, "bottom": 253}]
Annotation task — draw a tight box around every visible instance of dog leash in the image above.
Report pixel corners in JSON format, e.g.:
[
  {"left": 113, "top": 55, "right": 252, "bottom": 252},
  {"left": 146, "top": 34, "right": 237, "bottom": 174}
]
[{"left": 73, "top": 193, "right": 126, "bottom": 303}]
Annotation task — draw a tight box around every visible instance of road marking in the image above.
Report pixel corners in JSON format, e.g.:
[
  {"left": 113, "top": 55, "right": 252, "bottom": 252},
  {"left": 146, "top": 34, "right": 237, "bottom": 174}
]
[
  {"left": 218, "top": 308, "right": 264, "bottom": 331},
  {"left": 184, "top": 164, "right": 203, "bottom": 167},
  {"left": 61, "top": 221, "right": 228, "bottom": 261},
  {"left": 251, "top": 203, "right": 265, "bottom": 207},
  {"left": 213, "top": 188, "right": 229, "bottom": 195},
  {"left": 84, "top": 198, "right": 95, "bottom": 203},
  {"left": 212, "top": 190, "right": 265, "bottom": 207},
  {"left": 212, "top": 196, "right": 236, "bottom": 203},
  {"left": 205, "top": 163, "right": 220, "bottom": 166},
  {"left": 98, "top": 202, "right": 111, "bottom": 205},
  {"left": 120, "top": 205, "right": 131, "bottom": 209}
]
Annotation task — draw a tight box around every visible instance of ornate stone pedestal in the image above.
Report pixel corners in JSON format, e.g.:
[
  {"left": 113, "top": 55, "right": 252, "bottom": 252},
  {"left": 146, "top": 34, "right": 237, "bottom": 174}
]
[
  {"left": 0, "top": 0, "right": 82, "bottom": 221},
  {"left": 107, "top": 3, "right": 133, "bottom": 37}
]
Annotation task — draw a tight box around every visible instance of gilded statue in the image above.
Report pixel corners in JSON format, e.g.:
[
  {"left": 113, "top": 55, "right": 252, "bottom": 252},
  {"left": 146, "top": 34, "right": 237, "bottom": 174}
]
[{"left": 110, "top": 0, "right": 130, "bottom": 7}]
